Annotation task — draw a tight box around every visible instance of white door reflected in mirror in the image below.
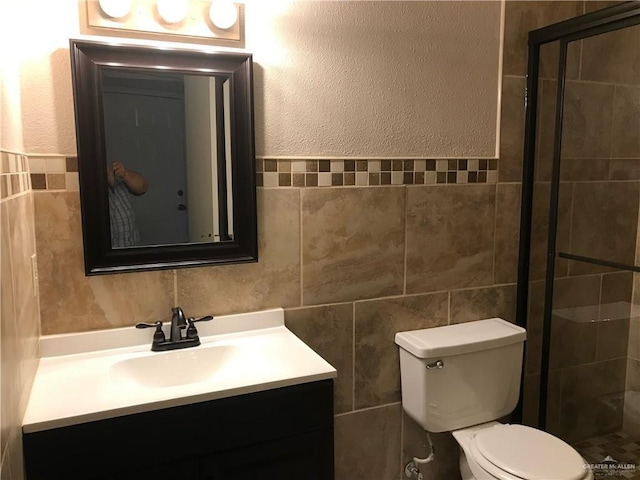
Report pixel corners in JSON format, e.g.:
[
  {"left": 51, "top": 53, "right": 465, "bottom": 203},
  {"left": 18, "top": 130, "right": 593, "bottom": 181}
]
[{"left": 102, "top": 69, "right": 234, "bottom": 249}]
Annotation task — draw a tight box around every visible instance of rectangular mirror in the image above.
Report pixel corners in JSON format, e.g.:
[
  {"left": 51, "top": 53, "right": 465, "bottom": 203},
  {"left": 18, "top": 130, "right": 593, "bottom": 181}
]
[{"left": 70, "top": 39, "right": 257, "bottom": 274}]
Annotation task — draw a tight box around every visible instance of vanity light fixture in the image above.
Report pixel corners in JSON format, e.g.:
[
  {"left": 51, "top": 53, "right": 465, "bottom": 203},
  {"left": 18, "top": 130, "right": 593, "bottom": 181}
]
[
  {"left": 210, "top": 0, "right": 238, "bottom": 30},
  {"left": 83, "top": 0, "right": 243, "bottom": 45},
  {"left": 98, "top": 0, "right": 132, "bottom": 19},
  {"left": 157, "top": 0, "right": 189, "bottom": 24}
]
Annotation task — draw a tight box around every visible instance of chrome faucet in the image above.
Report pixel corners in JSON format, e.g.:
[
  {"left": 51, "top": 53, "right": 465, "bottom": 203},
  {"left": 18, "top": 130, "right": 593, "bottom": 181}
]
[{"left": 136, "top": 307, "right": 213, "bottom": 352}]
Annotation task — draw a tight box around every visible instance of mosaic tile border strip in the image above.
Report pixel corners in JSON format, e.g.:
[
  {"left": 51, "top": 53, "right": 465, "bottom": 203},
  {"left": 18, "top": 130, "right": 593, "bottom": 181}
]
[
  {"left": 28, "top": 156, "right": 79, "bottom": 192},
  {"left": 22, "top": 156, "right": 499, "bottom": 192},
  {"left": 0, "top": 151, "right": 31, "bottom": 200},
  {"left": 257, "top": 158, "right": 498, "bottom": 187}
]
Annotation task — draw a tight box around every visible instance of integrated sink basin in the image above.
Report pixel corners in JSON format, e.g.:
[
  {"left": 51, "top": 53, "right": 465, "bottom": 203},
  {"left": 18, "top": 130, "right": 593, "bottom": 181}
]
[
  {"left": 23, "top": 308, "right": 337, "bottom": 433},
  {"left": 110, "top": 344, "right": 237, "bottom": 388}
]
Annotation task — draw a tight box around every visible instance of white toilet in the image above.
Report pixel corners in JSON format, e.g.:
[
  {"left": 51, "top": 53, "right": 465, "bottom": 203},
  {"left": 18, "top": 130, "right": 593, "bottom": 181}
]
[{"left": 395, "top": 318, "right": 593, "bottom": 480}]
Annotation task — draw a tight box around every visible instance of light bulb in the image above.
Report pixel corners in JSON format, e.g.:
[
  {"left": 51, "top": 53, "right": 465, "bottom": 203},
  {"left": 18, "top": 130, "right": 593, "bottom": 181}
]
[
  {"left": 98, "top": 0, "right": 131, "bottom": 19},
  {"left": 210, "top": 0, "right": 238, "bottom": 30},
  {"left": 157, "top": 0, "right": 188, "bottom": 24}
]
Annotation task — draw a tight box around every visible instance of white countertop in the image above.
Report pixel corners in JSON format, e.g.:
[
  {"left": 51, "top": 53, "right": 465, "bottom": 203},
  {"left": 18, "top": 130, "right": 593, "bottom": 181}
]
[{"left": 23, "top": 308, "right": 336, "bottom": 433}]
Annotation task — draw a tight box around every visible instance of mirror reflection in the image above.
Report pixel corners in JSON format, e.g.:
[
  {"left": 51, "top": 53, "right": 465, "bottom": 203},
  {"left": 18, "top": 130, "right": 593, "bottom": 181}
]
[{"left": 101, "top": 68, "right": 234, "bottom": 248}]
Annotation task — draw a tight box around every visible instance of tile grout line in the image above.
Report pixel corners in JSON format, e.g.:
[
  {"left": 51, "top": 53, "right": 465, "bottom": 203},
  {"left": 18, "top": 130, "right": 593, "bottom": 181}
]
[
  {"left": 283, "top": 282, "right": 521, "bottom": 313},
  {"left": 299, "top": 188, "right": 304, "bottom": 307},
  {"left": 403, "top": 186, "right": 408, "bottom": 296},
  {"left": 595, "top": 273, "right": 604, "bottom": 361},
  {"left": 173, "top": 269, "right": 178, "bottom": 306},
  {"left": 351, "top": 301, "right": 356, "bottom": 413},
  {"left": 399, "top": 409, "right": 405, "bottom": 480},
  {"left": 492, "top": 182, "right": 499, "bottom": 287},
  {"left": 608, "top": 85, "right": 616, "bottom": 168},
  {"left": 494, "top": 0, "right": 506, "bottom": 160},
  {"left": 334, "top": 401, "right": 402, "bottom": 418},
  {"left": 567, "top": 182, "right": 575, "bottom": 277},
  {"left": 257, "top": 155, "right": 499, "bottom": 161}
]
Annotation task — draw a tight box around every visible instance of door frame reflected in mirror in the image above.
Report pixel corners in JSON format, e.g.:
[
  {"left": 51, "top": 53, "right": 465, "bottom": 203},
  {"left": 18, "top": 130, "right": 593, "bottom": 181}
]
[{"left": 70, "top": 39, "right": 257, "bottom": 275}]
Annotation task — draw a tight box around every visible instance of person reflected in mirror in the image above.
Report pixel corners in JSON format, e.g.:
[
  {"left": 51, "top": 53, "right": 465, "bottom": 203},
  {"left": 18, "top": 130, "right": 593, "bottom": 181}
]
[{"left": 107, "top": 161, "right": 149, "bottom": 248}]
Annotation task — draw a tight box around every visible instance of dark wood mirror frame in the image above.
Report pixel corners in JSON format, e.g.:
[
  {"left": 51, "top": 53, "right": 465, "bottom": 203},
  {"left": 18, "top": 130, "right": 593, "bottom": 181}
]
[{"left": 70, "top": 39, "right": 257, "bottom": 275}]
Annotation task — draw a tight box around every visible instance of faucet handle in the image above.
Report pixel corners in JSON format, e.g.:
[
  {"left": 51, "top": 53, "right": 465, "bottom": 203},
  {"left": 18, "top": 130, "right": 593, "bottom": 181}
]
[
  {"left": 135, "top": 321, "right": 166, "bottom": 345},
  {"left": 135, "top": 321, "right": 163, "bottom": 329},
  {"left": 185, "top": 316, "right": 213, "bottom": 339}
]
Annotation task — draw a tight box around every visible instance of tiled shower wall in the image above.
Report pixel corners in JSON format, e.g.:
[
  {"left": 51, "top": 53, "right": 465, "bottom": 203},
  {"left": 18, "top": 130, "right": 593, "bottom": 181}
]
[
  {"left": 521, "top": 1, "right": 640, "bottom": 444},
  {"left": 0, "top": 151, "right": 40, "bottom": 480}
]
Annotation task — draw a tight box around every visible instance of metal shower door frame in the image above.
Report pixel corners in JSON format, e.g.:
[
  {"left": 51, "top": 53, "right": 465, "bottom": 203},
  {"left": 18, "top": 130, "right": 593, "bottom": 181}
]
[{"left": 516, "top": 1, "right": 640, "bottom": 429}]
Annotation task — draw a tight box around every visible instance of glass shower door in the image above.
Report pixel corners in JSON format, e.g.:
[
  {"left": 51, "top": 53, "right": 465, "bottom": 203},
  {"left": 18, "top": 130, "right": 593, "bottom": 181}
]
[{"left": 519, "top": 5, "right": 640, "bottom": 477}]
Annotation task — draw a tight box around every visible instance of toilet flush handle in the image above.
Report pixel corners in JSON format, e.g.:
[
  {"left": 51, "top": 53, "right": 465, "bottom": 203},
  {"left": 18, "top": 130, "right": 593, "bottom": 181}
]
[{"left": 425, "top": 360, "right": 444, "bottom": 369}]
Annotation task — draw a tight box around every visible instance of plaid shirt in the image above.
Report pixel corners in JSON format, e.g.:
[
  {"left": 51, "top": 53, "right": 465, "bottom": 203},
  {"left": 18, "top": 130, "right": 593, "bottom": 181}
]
[{"left": 109, "top": 179, "right": 140, "bottom": 248}]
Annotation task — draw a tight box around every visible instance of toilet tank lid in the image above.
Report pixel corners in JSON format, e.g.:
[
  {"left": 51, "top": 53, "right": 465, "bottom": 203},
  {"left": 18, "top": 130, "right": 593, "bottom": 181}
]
[{"left": 395, "top": 318, "right": 526, "bottom": 359}]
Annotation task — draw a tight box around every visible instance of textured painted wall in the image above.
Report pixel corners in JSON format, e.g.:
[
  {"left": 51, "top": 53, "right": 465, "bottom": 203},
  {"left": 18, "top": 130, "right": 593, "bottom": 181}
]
[
  {"left": 20, "top": 46, "right": 77, "bottom": 155},
  {"left": 0, "top": 0, "right": 24, "bottom": 152},
  {"left": 1, "top": 0, "right": 78, "bottom": 155},
  {"left": 7, "top": 1, "right": 502, "bottom": 158},
  {"left": 247, "top": 1, "right": 502, "bottom": 157},
  {"left": 0, "top": 62, "right": 24, "bottom": 153}
]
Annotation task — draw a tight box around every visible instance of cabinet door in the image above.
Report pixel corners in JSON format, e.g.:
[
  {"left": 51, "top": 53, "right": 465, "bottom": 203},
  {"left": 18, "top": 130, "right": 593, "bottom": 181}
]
[
  {"left": 24, "top": 381, "right": 334, "bottom": 480},
  {"left": 201, "top": 429, "right": 334, "bottom": 480},
  {"left": 106, "top": 461, "right": 199, "bottom": 480}
]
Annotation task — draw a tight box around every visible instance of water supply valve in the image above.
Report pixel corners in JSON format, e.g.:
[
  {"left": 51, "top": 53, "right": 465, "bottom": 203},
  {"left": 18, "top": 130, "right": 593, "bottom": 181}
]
[{"left": 404, "top": 461, "right": 423, "bottom": 480}]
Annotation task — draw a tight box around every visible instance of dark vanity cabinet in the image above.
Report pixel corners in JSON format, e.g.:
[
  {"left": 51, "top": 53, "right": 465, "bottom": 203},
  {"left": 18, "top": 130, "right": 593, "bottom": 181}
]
[{"left": 23, "top": 380, "right": 334, "bottom": 480}]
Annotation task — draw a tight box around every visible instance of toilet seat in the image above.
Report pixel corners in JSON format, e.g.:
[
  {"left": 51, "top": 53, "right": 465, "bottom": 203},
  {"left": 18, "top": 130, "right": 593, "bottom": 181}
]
[{"left": 468, "top": 424, "right": 588, "bottom": 480}]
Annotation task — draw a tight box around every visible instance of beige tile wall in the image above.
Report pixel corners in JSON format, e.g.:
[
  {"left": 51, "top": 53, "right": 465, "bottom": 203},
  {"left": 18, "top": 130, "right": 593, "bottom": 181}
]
[
  {"left": 0, "top": 151, "right": 40, "bottom": 480},
  {"left": 32, "top": 165, "right": 518, "bottom": 478}
]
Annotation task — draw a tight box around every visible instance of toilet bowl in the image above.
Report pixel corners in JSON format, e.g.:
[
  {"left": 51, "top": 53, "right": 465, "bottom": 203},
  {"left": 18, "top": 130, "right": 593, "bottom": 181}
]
[
  {"left": 452, "top": 422, "right": 593, "bottom": 480},
  {"left": 395, "top": 318, "right": 594, "bottom": 480}
]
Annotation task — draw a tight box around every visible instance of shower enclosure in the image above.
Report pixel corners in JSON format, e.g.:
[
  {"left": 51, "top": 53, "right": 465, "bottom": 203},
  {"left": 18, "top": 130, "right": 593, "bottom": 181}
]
[{"left": 517, "top": 2, "right": 640, "bottom": 473}]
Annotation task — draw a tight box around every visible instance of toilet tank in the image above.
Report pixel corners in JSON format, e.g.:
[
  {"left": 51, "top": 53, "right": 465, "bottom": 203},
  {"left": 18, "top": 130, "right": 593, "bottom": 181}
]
[{"left": 395, "top": 318, "right": 526, "bottom": 433}]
